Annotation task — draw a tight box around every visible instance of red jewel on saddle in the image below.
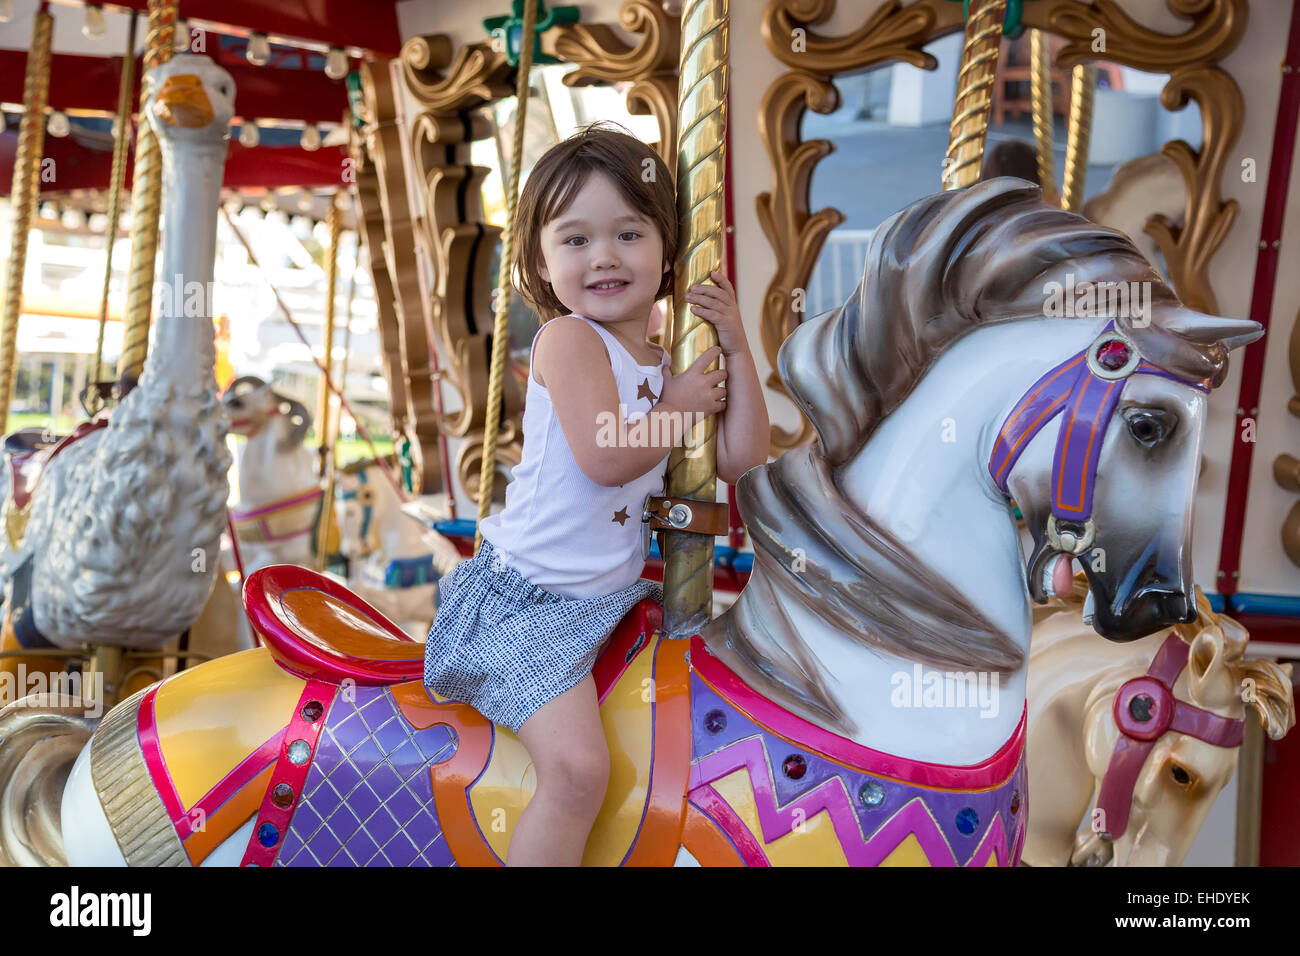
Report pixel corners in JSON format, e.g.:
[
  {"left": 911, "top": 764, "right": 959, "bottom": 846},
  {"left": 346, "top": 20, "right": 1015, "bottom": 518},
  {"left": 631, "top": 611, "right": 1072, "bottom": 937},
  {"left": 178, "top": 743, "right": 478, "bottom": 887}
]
[{"left": 1095, "top": 339, "right": 1132, "bottom": 371}]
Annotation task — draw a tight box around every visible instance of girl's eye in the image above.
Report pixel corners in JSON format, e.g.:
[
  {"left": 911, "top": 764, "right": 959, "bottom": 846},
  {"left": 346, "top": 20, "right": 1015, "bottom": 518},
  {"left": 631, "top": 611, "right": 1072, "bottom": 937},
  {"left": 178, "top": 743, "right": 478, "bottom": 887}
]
[
  {"left": 619, "top": 232, "right": 641, "bottom": 241},
  {"left": 564, "top": 236, "right": 587, "bottom": 247}
]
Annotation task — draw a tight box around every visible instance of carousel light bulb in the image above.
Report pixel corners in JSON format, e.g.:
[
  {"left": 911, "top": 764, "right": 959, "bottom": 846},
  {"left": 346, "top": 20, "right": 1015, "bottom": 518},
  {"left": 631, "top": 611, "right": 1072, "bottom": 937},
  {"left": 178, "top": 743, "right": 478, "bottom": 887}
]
[
  {"left": 297, "top": 191, "right": 314, "bottom": 212},
  {"left": 246, "top": 33, "right": 271, "bottom": 66},
  {"left": 300, "top": 123, "right": 321, "bottom": 151},
  {"left": 47, "top": 111, "right": 71, "bottom": 138},
  {"left": 82, "top": 4, "right": 107, "bottom": 39},
  {"left": 238, "top": 122, "right": 260, "bottom": 148},
  {"left": 325, "top": 47, "right": 348, "bottom": 80},
  {"left": 174, "top": 19, "right": 189, "bottom": 51},
  {"left": 0, "top": 0, "right": 14, "bottom": 24}
]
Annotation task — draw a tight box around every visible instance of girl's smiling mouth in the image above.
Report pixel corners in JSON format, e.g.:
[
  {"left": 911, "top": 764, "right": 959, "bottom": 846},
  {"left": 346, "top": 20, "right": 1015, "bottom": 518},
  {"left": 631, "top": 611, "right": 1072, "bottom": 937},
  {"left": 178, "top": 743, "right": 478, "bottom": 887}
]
[{"left": 587, "top": 279, "right": 630, "bottom": 294}]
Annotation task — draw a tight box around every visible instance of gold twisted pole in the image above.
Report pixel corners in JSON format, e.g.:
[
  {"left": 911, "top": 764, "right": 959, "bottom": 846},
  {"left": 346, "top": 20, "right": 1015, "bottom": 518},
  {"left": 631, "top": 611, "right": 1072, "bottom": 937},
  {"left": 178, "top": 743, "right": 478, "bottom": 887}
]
[
  {"left": 0, "top": 5, "right": 54, "bottom": 432},
  {"left": 117, "top": 0, "right": 177, "bottom": 394},
  {"left": 476, "top": 0, "right": 538, "bottom": 554},
  {"left": 943, "top": 0, "right": 1007, "bottom": 191},
  {"left": 316, "top": 193, "right": 342, "bottom": 570},
  {"left": 663, "top": 0, "right": 727, "bottom": 640},
  {"left": 94, "top": 12, "right": 140, "bottom": 393},
  {"left": 1061, "top": 63, "right": 1096, "bottom": 213},
  {"left": 1029, "top": 29, "right": 1056, "bottom": 200}
]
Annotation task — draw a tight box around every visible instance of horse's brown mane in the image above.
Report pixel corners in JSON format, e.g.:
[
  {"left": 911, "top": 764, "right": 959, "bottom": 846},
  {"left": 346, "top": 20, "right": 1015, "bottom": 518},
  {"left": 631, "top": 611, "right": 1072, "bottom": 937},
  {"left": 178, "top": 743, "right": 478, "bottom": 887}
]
[{"left": 780, "top": 178, "right": 1242, "bottom": 466}]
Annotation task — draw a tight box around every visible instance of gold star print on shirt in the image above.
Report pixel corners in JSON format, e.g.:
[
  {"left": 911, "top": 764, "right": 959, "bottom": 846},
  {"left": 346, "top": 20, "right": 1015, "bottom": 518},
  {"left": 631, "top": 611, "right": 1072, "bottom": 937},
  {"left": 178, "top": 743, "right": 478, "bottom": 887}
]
[
  {"left": 612, "top": 506, "right": 630, "bottom": 526},
  {"left": 636, "top": 379, "right": 658, "bottom": 404}
]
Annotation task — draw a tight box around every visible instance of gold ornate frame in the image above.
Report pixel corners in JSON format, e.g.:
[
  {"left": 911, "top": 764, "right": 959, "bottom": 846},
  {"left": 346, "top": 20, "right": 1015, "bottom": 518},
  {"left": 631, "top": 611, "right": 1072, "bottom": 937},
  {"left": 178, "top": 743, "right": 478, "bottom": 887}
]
[
  {"left": 758, "top": 0, "right": 1247, "bottom": 453},
  {"left": 356, "top": 0, "right": 681, "bottom": 501}
]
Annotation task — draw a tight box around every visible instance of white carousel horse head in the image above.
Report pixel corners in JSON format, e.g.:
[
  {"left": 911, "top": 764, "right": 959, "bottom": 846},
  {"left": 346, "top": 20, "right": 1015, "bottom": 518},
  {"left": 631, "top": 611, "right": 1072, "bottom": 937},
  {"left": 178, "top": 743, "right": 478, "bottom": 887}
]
[
  {"left": 223, "top": 376, "right": 312, "bottom": 453},
  {"left": 1025, "top": 583, "right": 1294, "bottom": 866},
  {"left": 709, "top": 177, "right": 1262, "bottom": 762}
]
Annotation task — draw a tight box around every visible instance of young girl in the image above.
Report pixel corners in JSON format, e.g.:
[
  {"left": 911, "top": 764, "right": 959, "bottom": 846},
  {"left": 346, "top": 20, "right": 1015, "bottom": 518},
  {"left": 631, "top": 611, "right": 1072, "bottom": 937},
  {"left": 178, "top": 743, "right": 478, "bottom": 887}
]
[{"left": 423, "top": 124, "right": 770, "bottom": 866}]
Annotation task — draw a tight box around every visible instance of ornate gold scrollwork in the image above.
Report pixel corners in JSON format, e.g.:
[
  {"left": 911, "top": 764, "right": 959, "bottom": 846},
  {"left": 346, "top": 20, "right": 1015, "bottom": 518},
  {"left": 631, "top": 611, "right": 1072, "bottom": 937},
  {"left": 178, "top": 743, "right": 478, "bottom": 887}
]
[
  {"left": 758, "top": 0, "right": 1246, "bottom": 454},
  {"left": 397, "top": 39, "right": 516, "bottom": 502},
  {"left": 1038, "top": 0, "right": 1246, "bottom": 315},
  {"left": 550, "top": 0, "right": 682, "bottom": 166}
]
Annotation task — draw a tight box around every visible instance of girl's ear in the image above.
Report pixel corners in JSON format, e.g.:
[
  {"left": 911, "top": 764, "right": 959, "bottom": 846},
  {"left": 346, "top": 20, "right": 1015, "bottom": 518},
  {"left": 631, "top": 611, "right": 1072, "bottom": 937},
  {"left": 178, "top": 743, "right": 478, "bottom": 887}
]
[{"left": 538, "top": 258, "right": 551, "bottom": 283}]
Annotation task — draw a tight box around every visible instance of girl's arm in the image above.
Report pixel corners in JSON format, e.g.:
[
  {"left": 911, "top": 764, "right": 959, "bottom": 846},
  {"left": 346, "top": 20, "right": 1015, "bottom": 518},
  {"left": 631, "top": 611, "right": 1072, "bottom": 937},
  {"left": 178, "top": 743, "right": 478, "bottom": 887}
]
[
  {"left": 534, "top": 316, "right": 724, "bottom": 487},
  {"left": 684, "top": 272, "right": 770, "bottom": 484}
]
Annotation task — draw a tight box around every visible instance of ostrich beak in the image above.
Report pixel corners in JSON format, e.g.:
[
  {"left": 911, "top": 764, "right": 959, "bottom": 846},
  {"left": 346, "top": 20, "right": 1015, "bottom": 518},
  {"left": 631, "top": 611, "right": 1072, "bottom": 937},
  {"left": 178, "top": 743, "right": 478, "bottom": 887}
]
[{"left": 153, "top": 74, "right": 214, "bottom": 129}]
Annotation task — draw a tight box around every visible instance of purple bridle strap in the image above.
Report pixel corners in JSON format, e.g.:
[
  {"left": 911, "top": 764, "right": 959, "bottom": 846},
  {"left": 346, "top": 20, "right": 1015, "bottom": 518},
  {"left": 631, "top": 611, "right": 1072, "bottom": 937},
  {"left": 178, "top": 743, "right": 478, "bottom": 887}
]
[
  {"left": 988, "top": 327, "right": 1210, "bottom": 521},
  {"left": 1094, "top": 633, "right": 1245, "bottom": 840}
]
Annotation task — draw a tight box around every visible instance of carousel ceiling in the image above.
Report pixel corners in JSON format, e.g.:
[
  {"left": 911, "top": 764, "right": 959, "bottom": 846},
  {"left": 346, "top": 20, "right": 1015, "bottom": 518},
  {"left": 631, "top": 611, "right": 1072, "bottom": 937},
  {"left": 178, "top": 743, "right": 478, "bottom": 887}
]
[{"left": 0, "top": 0, "right": 404, "bottom": 195}]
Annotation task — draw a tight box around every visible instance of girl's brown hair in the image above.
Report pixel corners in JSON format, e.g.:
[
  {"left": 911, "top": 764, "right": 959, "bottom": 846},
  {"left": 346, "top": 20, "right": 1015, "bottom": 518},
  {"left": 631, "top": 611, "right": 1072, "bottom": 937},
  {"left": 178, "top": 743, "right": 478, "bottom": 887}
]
[{"left": 513, "top": 123, "right": 676, "bottom": 319}]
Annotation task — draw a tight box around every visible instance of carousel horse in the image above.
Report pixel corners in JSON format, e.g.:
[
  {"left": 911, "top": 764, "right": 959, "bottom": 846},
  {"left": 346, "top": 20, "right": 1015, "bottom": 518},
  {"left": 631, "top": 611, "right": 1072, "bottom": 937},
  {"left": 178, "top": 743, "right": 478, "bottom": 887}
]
[
  {"left": 333, "top": 458, "right": 462, "bottom": 636},
  {"left": 223, "top": 376, "right": 319, "bottom": 573},
  {"left": 0, "top": 179, "right": 1263, "bottom": 867},
  {"left": 1024, "top": 582, "right": 1293, "bottom": 867},
  {"left": 0, "top": 55, "right": 235, "bottom": 664}
]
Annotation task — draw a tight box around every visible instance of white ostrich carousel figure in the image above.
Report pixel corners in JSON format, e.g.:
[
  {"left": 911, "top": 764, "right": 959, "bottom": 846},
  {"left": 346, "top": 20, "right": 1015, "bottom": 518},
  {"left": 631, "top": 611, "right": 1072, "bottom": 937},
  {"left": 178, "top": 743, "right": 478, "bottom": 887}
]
[
  {"left": 0, "top": 54, "right": 236, "bottom": 676},
  {"left": 223, "top": 376, "right": 320, "bottom": 573}
]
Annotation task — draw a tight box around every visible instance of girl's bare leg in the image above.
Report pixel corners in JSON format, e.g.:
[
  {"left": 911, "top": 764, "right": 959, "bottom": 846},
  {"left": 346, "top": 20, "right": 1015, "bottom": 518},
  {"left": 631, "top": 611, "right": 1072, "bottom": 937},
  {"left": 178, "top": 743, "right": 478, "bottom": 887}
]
[{"left": 508, "top": 675, "right": 608, "bottom": 866}]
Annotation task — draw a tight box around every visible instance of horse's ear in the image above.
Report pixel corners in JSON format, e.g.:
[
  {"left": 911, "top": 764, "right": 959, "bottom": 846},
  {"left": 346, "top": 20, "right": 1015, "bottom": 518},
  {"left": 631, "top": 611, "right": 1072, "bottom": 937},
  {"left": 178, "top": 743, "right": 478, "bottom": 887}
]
[{"left": 1187, "top": 626, "right": 1237, "bottom": 711}]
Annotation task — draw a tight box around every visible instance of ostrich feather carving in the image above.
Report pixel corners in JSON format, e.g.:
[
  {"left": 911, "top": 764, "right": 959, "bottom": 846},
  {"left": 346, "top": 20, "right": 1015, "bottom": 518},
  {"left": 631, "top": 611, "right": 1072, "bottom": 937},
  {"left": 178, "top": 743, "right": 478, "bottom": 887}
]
[{"left": 3, "top": 55, "right": 235, "bottom": 649}]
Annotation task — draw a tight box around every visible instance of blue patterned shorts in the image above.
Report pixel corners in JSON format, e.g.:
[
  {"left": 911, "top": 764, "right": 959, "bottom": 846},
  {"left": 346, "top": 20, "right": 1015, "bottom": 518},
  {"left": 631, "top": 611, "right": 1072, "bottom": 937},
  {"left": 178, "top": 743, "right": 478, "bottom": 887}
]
[{"left": 423, "top": 539, "right": 662, "bottom": 733}]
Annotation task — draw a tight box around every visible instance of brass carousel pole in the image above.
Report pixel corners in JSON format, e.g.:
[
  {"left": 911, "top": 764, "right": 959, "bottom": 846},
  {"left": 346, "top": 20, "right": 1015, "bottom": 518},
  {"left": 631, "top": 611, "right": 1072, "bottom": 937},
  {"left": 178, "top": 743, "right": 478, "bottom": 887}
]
[
  {"left": 93, "top": 11, "right": 140, "bottom": 397},
  {"left": 0, "top": 4, "right": 54, "bottom": 432},
  {"left": 476, "top": 0, "right": 539, "bottom": 554},
  {"left": 315, "top": 192, "right": 342, "bottom": 570},
  {"left": 943, "top": 0, "right": 1007, "bottom": 191},
  {"left": 662, "top": 0, "right": 728, "bottom": 639},
  {"left": 116, "top": 0, "right": 177, "bottom": 395},
  {"left": 1061, "top": 64, "right": 1096, "bottom": 213},
  {"left": 1029, "top": 29, "right": 1056, "bottom": 199}
]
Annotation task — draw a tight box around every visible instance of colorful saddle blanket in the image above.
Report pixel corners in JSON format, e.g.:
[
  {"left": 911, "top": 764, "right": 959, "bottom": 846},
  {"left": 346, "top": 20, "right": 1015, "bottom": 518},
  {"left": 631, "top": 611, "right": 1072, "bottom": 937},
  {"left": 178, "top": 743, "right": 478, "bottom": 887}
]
[{"left": 120, "top": 581, "right": 1026, "bottom": 866}]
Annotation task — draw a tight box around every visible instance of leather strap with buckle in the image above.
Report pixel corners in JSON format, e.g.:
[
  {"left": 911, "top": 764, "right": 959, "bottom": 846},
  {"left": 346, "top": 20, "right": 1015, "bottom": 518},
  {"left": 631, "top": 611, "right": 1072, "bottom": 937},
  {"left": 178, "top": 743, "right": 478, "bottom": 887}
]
[{"left": 641, "top": 494, "right": 730, "bottom": 560}]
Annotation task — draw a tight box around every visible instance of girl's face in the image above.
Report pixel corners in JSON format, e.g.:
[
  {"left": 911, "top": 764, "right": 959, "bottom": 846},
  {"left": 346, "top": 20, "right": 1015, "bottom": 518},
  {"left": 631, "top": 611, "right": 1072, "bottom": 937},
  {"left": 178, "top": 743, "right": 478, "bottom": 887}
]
[{"left": 537, "top": 171, "right": 669, "bottom": 326}]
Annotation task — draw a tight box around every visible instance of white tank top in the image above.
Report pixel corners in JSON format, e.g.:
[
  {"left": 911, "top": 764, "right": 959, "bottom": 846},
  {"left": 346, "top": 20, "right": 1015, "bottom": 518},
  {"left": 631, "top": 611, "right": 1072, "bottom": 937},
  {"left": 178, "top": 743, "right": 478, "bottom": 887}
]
[{"left": 479, "top": 314, "right": 671, "bottom": 599}]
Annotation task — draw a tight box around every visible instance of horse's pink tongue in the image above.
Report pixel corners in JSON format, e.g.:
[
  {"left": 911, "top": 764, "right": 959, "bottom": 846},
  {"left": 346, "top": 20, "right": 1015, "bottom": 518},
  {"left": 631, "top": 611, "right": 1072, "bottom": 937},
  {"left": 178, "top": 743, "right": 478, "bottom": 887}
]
[{"left": 1052, "top": 554, "right": 1074, "bottom": 598}]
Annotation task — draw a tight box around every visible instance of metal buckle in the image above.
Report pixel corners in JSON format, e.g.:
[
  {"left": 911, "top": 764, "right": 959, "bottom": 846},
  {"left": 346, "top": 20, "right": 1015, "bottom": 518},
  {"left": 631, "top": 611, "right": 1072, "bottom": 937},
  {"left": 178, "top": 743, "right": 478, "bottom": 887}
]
[
  {"left": 1046, "top": 514, "right": 1096, "bottom": 556},
  {"left": 1085, "top": 330, "right": 1142, "bottom": 381}
]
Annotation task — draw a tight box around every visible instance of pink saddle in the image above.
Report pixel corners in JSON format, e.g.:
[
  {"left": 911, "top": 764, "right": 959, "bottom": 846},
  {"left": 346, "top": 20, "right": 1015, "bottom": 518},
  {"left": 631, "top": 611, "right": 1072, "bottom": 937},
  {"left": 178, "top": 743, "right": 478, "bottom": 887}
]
[{"left": 243, "top": 565, "right": 424, "bottom": 686}]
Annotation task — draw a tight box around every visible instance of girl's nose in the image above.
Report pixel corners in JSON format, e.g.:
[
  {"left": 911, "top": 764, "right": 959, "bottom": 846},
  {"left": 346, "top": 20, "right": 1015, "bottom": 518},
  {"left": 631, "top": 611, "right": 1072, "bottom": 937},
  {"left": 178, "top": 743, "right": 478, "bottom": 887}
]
[{"left": 590, "top": 244, "right": 620, "bottom": 269}]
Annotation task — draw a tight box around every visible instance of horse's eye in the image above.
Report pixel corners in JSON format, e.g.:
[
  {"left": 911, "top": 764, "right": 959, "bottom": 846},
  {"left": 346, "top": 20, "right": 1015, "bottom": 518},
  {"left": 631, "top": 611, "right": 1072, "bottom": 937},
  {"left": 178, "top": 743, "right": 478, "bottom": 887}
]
[
  {"left": 1124, "top": 408, "right": 1175, "bottom": 448},
  {"left": 1170, "top": 764, "right": 1191, "bottom": 786}
]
